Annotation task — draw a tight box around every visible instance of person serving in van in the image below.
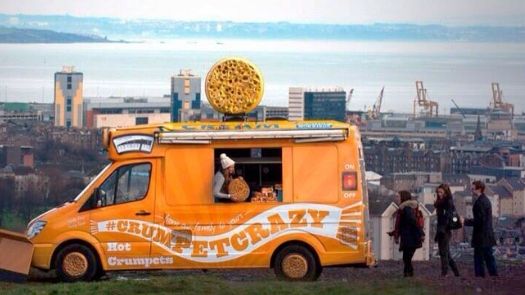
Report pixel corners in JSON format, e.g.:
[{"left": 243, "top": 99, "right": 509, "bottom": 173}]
[{"left": 213, "top": 153, "right": 235, "bottom": 201}]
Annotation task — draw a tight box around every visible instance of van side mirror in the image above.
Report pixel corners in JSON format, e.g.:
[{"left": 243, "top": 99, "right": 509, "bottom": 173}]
[
  {"left": 95, "top": 187, "right": 107, "bottom": 207},
  {"left": 80, "top": 187, "right": 106, "bottom": 212}
]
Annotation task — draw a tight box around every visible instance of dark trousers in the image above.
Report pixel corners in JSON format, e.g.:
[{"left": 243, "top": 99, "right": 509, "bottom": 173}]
[
  {"left": 473, "top": 246, "right": 498, "bottom": 277},
  {"left": 437, "top": 231, "right": 459, "bottom": 276},
  {"left": 402, "top": 247, "right": 417, "bottom": 276}
]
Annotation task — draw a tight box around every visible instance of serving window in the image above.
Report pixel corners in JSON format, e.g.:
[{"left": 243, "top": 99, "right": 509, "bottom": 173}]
[{"left": 214, "top": 148, "right": 283, "bottom": 203}]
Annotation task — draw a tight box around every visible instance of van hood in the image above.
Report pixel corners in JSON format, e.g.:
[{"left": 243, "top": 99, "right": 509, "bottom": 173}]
[{"left": 27, "top": 201, "right": 75, "bottom": 227}]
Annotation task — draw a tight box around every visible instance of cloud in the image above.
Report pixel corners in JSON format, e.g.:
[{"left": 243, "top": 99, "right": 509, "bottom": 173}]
[{"left": 0, "top": 0, "right": 524, "bottom": 25}]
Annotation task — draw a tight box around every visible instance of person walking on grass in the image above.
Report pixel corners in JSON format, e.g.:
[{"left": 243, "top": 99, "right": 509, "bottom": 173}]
[
  {"left": 434, "top": 183, "right": 460, "bottom": 277},
  {"left": 388, "top": 191, "right": 425, "bottom": 277},
  {"left": 463, "top": 180, "right": 498, "bottom": 278}
]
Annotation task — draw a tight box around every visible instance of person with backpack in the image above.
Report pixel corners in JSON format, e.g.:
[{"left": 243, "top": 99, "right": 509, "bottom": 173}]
[
  {"left": 388, "top": 191, "right": 425, "bottom": 277},
  {"left": 434, "top": 183, "right": 460, "bottom": 277}
]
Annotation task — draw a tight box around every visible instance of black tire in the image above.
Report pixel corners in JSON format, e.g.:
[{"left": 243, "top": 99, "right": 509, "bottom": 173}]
[
  {"left": 55, "top": 244, "right": 99, "bottom": 282},
  {"left": 93, "top": 266, "right": 107, "bottom": 280},
  {"left": 274, "top": 244, "right": 322, "bottom": 281}
]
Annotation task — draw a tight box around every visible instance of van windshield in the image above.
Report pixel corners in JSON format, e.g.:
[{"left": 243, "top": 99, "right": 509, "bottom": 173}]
[{"left": 73, "top": 164, "right": 112, "bottom": 202}]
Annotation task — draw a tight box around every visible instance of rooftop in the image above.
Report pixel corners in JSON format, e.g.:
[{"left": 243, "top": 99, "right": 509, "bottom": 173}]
[
  {"left": 425, "top": 204, "right": 435, "bottom": 213},
  {"left": 486, "top": 184, "right": 512, "bottom": 198},
  {"left": 442, "top": 174, "right": 470, "bottom": 186},
  {"left": 368, "top": 198, "right": 394, "bottom": 216},
  {"left": 84, "top": 96, "right": 170, "bottom": 109},
  {"left": 501, "top": 178, "right": 525, "bottom": 191},
  {"left": 453, "top": 191, "right": 472, "bottom": 198},
  {"left": 450, "top": 145, "right": 492, "bottom": 153}
]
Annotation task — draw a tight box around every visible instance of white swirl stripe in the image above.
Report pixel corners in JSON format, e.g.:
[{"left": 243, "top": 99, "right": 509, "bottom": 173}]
[{"left": 92, "top": 203, "right": 361, "bottom": 263}]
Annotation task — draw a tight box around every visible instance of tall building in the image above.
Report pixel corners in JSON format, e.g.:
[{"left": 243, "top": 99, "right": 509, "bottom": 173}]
[
  {"left": 54, "top": 66, "right": 83, "bottom": 128},
  {"left": 288, "top": 87, "right": 346, "bottom": 122},
  {"left": 288, "top": 87, "right": 304, "bottom": 121},
  {"left": 486, "top": 110, "right": 517, "bottom": 141},
  {"left": 304, "top": 88, "right": 346, "bottom": 121},
  {"left": 171, "top": 69, "right": 201, "bottom": 122}
]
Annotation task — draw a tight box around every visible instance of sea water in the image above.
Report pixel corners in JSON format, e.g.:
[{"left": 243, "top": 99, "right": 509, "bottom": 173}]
[{"left": 0, "top": 39, "right": 524, "bottom": 113}]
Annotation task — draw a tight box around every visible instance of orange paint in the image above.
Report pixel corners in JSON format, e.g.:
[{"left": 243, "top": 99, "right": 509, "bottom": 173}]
[{"left": 25, "top": 120, "right": 374, "bottom": 276}]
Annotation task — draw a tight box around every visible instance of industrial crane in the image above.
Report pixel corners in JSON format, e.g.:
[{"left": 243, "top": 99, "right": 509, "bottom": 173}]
[
  {"left": 451, "top": 99, "right": 466, "bottom": 118},
  {"left": 346, "top": 88, "right": 354, "bottom": 111},
  {"left": 367, "top": 86, "right": 384, "bottom": 120},
  {"left": 490, "top": 82, "right": 514, "bottom": 116},
  {"left": 414, "top": 81, "right": 439, "bottom": 117}
]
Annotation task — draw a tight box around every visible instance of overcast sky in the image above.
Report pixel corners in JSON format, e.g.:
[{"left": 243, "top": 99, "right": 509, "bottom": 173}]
[{"left": 1, "top": 0, "right": 524, "bottom": 25}]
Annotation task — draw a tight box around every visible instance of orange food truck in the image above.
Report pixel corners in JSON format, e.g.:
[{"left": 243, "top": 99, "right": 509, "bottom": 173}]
[{"left": 3, "top": 58, "right": 374, "bottom": 282}]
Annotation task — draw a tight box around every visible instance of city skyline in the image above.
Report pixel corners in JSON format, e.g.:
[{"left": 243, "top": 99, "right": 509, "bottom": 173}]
[{"left": 1, "top": 63, "right": 523, "bottom": 115}]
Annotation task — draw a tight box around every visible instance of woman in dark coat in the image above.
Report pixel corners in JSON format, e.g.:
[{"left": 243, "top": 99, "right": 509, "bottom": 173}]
[
  {"left": 388, "top": 191, "right": 424, "bottom": 277},
  {"left": 434, "top": 184, "right": 460, "bottom": 277}
]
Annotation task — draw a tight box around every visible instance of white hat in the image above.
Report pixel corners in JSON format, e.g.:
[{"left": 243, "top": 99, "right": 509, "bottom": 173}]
[{"left": 220, "top": 153, "right": 235, "bottom": 169}]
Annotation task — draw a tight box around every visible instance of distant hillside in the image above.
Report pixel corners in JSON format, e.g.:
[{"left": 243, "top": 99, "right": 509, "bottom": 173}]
[
  {"left": 0, "top": 26, "right": 113, "bottom": 43},
  {"left": 0, "top": 14, "right": 524, "bottom": 42}
]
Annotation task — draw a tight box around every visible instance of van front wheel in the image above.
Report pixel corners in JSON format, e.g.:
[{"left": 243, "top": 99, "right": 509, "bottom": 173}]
[
  {"left": 56, "top": 244, "right": 98, "bottom": 282},
  {"left": 274, "top": 245, "right": 321, "bottom": 281}
]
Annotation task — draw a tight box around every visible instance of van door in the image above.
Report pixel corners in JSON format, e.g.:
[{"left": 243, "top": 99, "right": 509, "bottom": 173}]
[{"left": 87, "top": 160, "right": 156, "bottom": 270}]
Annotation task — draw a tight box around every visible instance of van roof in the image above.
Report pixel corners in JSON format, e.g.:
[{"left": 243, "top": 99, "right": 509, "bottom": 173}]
[
  {"left": 112, "top": 120, "right": 351, "bottom": 133},
  {"left": 105, "top": 120, "right": 354, "bottom": 156}
]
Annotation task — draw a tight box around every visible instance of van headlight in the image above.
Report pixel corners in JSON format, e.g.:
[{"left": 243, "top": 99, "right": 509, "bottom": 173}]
[{"left": 26, "top": 220, "right": 47, "bottom": 239}]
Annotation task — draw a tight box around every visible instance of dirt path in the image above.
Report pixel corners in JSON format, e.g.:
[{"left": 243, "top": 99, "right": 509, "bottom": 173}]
[
  {"left": 172, "top": 260, "right": 525, "bottom": 294},
  {"left": 339, "top": 260, "right": 525, "bottom": 295}
]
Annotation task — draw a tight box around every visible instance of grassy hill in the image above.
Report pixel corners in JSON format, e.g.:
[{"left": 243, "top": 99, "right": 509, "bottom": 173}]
[
  {"left": 0, "top": 26, "right": 113, "bottom": 43},
  {"left": 2, "top": 260, "right": 524, "bottom": 294},
  {"left": 1, "top": 14, "right": 525, "bottom": 42},
  {"left": 0, "top": 272, "right": 431, "bottom": 295}
]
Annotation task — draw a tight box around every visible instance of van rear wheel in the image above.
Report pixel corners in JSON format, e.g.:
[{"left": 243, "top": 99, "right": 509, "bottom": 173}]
[
  {"left": 274, "top": 244, "right": 321, "bottom": 281},
  {"left": 56, "top": 244, "right": 98, "bottom": 282}
]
